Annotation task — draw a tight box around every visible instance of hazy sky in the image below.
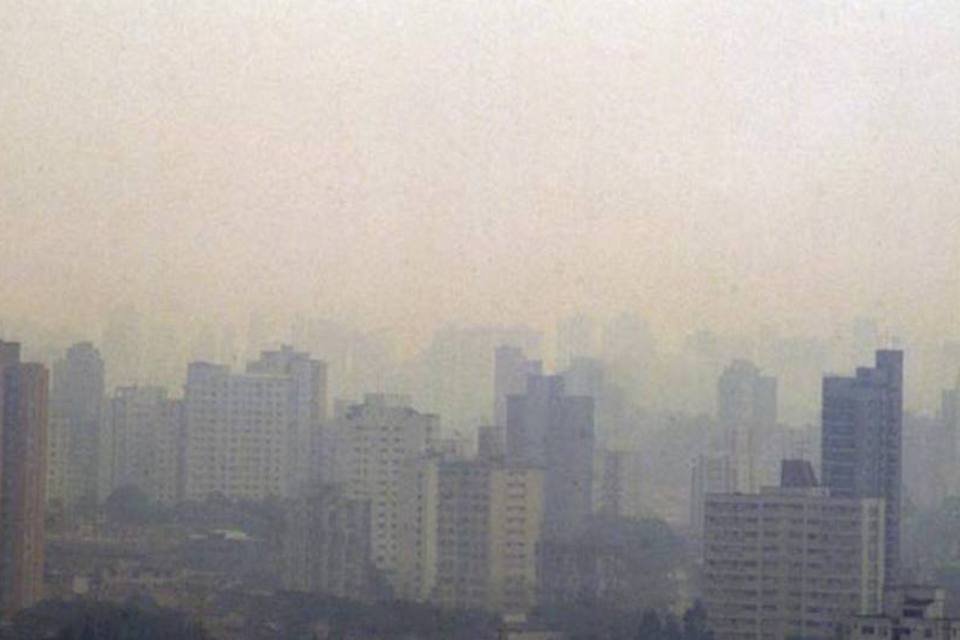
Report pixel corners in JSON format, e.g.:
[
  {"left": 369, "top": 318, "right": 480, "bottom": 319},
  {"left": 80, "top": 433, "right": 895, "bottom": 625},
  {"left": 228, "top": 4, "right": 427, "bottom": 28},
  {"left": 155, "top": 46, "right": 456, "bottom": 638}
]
[{"left": 3, "top": 0, "right": 959, "bottom": 345}]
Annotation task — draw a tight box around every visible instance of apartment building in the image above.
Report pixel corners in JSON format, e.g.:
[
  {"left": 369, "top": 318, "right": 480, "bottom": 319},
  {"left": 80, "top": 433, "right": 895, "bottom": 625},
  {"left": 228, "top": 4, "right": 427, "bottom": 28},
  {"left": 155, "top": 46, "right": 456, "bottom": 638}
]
[{"left": 703, "top": 462, "right": 885, "bottom": 640}]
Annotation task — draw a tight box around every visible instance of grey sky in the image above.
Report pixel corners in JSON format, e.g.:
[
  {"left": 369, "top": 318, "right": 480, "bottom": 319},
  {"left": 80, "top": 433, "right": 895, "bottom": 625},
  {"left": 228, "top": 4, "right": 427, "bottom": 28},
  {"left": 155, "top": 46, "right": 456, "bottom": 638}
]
[{"left": 2, "top": 0, "right": 959, "bottom": 346}]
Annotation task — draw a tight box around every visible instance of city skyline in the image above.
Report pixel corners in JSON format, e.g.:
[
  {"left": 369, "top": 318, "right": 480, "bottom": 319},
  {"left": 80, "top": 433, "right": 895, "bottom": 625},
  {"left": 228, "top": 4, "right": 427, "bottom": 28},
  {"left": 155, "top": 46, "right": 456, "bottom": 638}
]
[{"left": 3, "top": 2, "right": 960, "bottom": 638}]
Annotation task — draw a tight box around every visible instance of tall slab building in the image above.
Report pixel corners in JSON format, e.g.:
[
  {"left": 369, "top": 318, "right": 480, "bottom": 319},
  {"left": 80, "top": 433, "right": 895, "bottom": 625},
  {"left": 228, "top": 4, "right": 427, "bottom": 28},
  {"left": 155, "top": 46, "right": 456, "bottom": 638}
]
[
  {"left": 326, "top": 394, "right": 438, "bottom": 590},
  {"left": 50, "top": 342, "right": 105, "bottom": 508},
  {"left": 821, "top": 350, "right": 904, "bottom": 585},
  {"left": 183, "top": 346, "right": 327, "bottom": 501},
  {"left": 0, "top": 341, "right": 48, "bottom": 615},
  {"left": 506, "top": 374, "right": 594, "bottom": 539}
]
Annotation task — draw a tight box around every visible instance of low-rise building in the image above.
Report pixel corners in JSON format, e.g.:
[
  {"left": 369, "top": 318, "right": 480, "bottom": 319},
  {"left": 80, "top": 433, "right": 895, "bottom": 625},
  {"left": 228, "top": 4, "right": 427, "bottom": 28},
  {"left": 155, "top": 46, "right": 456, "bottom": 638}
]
[
  {"left": 281, "top": 485, "right": 374, "bottom": 600},
  {"left": 850, "top": 585, "right": 960, "bottom": 640}
]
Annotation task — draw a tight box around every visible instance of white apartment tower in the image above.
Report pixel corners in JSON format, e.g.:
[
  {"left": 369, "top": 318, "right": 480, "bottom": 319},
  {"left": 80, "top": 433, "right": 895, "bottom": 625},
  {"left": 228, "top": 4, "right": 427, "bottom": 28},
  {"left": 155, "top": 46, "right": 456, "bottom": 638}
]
[
  {"left": 183, "top": 346, "right": 327, "bottom": 501},
  {"left": 327, "top": 394, "right": 438, "bottom": 590}
]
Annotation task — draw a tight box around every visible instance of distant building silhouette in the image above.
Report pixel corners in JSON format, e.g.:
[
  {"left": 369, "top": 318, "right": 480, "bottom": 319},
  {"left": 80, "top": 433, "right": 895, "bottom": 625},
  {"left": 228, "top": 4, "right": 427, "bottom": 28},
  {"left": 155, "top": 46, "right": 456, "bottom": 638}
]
[
  {"left": 493, "top": 346, "right": 541, "bottom": 428},
  {"left": 689, "top": 454, "right": 735, "bottom": 547},
  {"left": 717, "top": 360, "right": 777, "bottom": 493}
]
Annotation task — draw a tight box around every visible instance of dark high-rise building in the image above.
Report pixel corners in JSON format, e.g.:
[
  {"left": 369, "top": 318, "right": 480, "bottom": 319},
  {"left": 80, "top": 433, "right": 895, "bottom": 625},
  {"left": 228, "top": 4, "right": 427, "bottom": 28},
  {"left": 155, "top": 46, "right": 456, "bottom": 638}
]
[
  {"left": 0, "top": 341, "right": 48, "bottom": 615},
  {"left": 506, "top": 374, "right": 594, "bottom": 538},
  {"left": 51, "top": 342, "right": 105, "bottom": 508},
  {"left": 821, "top": 350, "right": 904, "bottom": 584}
]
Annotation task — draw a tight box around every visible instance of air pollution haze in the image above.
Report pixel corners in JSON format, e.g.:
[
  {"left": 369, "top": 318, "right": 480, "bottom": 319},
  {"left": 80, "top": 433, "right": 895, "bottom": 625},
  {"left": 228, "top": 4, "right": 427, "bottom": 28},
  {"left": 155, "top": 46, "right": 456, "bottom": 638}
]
[
  {"left": 5, "top": 3, "right": 960, "bottom": 639},
  {"left": 3, "top": 1, "right": 959, "bottom": 348}
]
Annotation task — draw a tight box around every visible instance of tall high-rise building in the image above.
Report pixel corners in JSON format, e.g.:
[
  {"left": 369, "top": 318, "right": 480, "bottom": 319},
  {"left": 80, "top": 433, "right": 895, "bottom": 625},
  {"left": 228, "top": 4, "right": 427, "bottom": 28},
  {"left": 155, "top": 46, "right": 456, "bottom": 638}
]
[
  {"left": 184, "top": 347, "right": 326, "bottom": 499},
  {"left": 702, "top": 461, "right": 885, "bottom": 640},
  {"left": 821, "top": 350, "right": 904, "bottom": 585},
  {"left": 562, "top": 356, "right": 631, "bottom": 444},
  {"left": 247, "top": 346, "right": 328, "bottom": 495},
  {"left": 103, "top": 386, "right": 183, "bottom": 505},
  {"left": 397, "top": 456, "right": 543, "bottom": 613},
  {"left": 183, "top": 362, "right": 287, "bottom": 500},
  {"left": 0, "top": 341, "right": 48, "bottom": 615},
  {"left": 50, "top": 342, "right": 105, "bottom": 508},
  {"left": 717, "top": 360, "right": 777, "bottom": 492},
  {"left": 493, "top": 346, "right": 541, "bottom": 428},
  {"left": 506, "top": 375, "right": 594, "bottom": 538},
  {"left": 327, "top": 394, "right": 438, "bottom": 590},
  {"left": 183, "top": 346, "right": 327, "bottom": 501}
]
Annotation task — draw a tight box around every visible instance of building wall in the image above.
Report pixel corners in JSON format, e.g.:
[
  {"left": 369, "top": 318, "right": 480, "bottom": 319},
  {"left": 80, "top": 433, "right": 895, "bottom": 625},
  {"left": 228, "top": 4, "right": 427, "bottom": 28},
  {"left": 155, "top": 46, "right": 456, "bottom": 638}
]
[
  {"left": 488, "top": 466, "right": 542, "bottom": 613},
  {"left": 506, "top": 375, "right": 594, "bottom": 539},
  {"left": 104, "top": 387, "right": 182, "bottom": 504},
  {"left": 851, "top": 586, "right": 960, "bottom": 640},
  {"left": 702, "top": 489, "right": 884, "bottom": 640},
  {"left": 183, "top": 363, "right": 288, "bottom": 501},
  {"left": 821, "top": 350, "right": 903, "bottom": 584},
  {"left": 432, "top": 460, "right": 492, "bottom": 611},
  {"left": 397, "top": 456, "right": 439, "bottom": 602},
  {"left": 329, "top": 394, "right": 438, "bottom": 589},
  {"left": 50, "top": 342, "right": 105, "bottom": 507},
  {"left": 246, "top": 346, "right": 327, "bottom": 497},
  {"left": 0, "top": 343, "right": 48, "bottom": 615},
  {"left": 494, "top": 346, "right": 541, "bottom": 428}
]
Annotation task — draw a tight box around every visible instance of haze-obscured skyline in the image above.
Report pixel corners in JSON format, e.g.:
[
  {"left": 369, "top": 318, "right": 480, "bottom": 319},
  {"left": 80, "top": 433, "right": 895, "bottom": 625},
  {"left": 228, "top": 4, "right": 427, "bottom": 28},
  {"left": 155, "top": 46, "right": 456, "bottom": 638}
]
[{"left": 3, "top": 0, "right": 959, "bottom": 348}]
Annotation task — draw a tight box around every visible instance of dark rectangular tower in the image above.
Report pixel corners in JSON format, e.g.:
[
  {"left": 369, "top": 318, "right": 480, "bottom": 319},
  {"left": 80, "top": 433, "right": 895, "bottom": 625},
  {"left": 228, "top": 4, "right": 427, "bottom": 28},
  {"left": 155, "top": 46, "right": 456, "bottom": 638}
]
[
  {"left": 506, "top": 374, "right": 594, "bottom": 539},
  {"left": 0, "top": 341, "right": 48, "bottom": 615},
  {"left": 821, "top": 350, "right": 903, "bottom": 584}
]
